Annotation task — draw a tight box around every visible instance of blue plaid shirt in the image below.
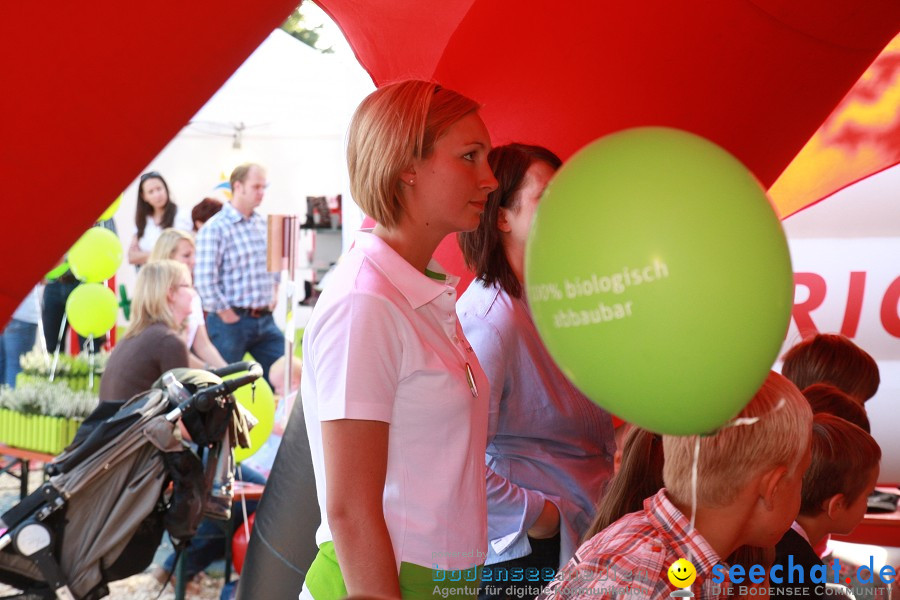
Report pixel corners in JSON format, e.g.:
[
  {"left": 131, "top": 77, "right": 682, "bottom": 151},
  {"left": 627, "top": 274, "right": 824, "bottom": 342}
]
[{"left": 194, "top": 202, "right": 278, "bottom": 313}]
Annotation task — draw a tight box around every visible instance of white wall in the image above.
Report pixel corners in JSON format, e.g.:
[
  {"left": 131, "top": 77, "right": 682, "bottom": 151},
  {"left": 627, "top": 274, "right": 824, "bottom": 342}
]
[
  {"left": 782, "top": 164, "right": 900, "bottom": 483},
  {"left": 110, "top": 29, "right": 374, "bottom": 310}
]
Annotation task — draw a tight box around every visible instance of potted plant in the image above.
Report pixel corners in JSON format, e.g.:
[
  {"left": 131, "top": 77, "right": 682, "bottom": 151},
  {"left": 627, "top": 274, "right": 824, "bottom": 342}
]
[
  {"left": 0, "top": 381, "right": 98, "bottom": 454},
  {"left": 16, "top": 349, "right": 108, "bottom": 392}
]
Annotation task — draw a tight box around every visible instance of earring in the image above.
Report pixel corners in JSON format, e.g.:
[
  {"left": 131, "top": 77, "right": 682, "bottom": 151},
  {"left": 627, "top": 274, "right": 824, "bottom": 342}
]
[{"left": 408, "top": 179, "right": 415, "bottom": 185}]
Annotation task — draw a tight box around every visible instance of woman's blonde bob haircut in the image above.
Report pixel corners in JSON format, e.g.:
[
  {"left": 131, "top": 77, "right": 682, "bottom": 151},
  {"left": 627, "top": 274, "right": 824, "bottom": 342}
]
[
  {"left": 347, "top": 80, "right": 480, "bottom": 229},
  {"left": 663, "top": 370, "right": 813, "bottom": 508},
  {"left": 149, "top": 228, "right": 194, "bottom": 262},
  {"left": 126, "top": 260, "right": 191, "bottom": 339}
]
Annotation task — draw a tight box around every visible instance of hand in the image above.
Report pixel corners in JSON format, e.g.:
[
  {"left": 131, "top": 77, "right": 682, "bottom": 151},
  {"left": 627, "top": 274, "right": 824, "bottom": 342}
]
[
  {"left": 528, "top": 499, "right": 560, "bottom": 539},
  {"left": 218, "top": 308, "right": 240, "bottom": 324}
]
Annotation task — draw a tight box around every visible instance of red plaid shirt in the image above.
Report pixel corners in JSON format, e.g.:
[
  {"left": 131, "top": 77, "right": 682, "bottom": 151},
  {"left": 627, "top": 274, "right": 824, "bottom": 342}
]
[{"left": 537, "top": 489, "right": 731, "bottom": 599}]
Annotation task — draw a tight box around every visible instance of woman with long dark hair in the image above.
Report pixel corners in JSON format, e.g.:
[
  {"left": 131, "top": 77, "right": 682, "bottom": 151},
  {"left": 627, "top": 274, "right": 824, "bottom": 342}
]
[
  {"left": 127, "top": 171, "right": 191, "bottom": 267},
  {"left": 457, "top": 143, "right": 616, "bottom": 600}
]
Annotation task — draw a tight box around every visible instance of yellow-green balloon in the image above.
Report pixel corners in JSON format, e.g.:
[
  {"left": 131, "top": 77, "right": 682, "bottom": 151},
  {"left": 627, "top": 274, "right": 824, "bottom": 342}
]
[
  {"left": 98, "top": 194, "right": 123, "bottom": 221},
  {"left": 65, "top": 283, "right": 119, "bottom": 338},
  {"left": 45, "top": 261, "right": 70, "bottom": 281},
  {"left": 230, "top": 375, "right": 275, "bottom": 463},
  {"left": 525, "top": 127, "right": 793, "bottom": 436},
  {"left": 68, "top": 227, "right": 122, "bottom": 283}
]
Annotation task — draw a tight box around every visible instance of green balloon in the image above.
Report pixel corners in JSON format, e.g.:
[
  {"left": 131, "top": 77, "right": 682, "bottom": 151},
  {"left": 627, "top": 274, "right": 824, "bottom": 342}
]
[
  {"left": 65, "top": 283, "right": 119, "bottom": 338},
  {"left": 68, "top": 227, "right": 123, "bottom": 283},
  {"left": 45, "top": 261, "right": 70, "bottom": 281},
  {"left": 230, "top": 375, "right": 276, "bottom": 464},
  {"left": 525, "top": 127, "right": 793, "bottom": 436},
  {"left": 98, "top": 194, "right": 122, "bottom": 221}
]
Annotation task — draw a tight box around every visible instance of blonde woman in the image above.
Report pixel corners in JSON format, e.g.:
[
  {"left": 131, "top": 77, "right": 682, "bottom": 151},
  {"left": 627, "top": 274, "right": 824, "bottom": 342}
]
[
  {"left": 99, "top": 260, "right": 193, "bottom": 401},
  {"left": 150, "top": 229, "right": 226, "bottom": 369},
  {"left": 300, "top": 80, "right": 498, "bottom": 599}
]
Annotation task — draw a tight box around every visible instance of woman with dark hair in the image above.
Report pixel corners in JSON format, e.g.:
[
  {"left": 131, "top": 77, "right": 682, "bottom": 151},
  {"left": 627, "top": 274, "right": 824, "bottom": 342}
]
[
  {"left": 582, "top": 426, "right": 663, "bottom": 541},
  {"left": 190, "top": 197, "right": 223, "bottom": 231},
  {"left": 457, "top": 143, "right": 615, "bottom": 600},
  {"left": 127, "top": 171, "right": 192, "bottom": 266}
]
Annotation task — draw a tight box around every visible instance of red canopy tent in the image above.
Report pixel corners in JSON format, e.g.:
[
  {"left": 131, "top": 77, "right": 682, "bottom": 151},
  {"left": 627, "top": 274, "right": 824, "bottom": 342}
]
[
  {"left": 321, "top": 0, "right": 900, "bottom": 290},
  {"left": 2, "top": 0, "right": 300, "bottom": 323},
  {"left": 3, "top": 0, "right": 900, "bottom": 323}
]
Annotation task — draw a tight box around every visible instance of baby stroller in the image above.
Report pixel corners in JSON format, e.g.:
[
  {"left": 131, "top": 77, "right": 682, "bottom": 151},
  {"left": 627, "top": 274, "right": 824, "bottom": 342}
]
[{"left": 0, "top": 361, "right": 264, "bottom": 600}]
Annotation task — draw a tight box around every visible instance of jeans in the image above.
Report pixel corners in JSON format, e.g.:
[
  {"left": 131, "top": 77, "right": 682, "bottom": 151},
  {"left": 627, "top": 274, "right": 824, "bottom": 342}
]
[
  {"left": 162, "top": 464, "right": 267, "bottom": 578},
  {"left": 0, "top": 319, "right": 38, "bottom": 387},
  {"left": 206, "top": 312, "right": 284, "bottom": 382},
  {"left": 42, "top": 279, "right": 105, "bottom": 352}
]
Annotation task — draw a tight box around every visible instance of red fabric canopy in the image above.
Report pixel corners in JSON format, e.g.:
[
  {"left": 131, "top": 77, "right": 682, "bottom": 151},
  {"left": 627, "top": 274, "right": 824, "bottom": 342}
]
[
  {"left": 322, "top": 0, "right": 900, "bottom": 290},
  {"left": 3, "top": 0, "right": 899, "bottom": 323},
  {"left": 2, "top": 0, "right": 298, "bottom": 323}
]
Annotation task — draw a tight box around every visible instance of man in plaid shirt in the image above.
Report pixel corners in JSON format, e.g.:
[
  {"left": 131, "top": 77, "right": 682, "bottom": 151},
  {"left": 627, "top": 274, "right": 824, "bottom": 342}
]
[
  {"left": 195, "top": 163, "right": 284, "bottom": 380},
  {"left": 538, "top": 371, "right": 813, "bottom": 599}
]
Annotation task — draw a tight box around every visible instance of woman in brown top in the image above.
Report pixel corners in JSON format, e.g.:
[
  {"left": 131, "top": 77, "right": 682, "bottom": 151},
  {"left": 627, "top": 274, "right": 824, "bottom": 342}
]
[{"left": 98, "top": 260, "right": 194, "bottom": 401}]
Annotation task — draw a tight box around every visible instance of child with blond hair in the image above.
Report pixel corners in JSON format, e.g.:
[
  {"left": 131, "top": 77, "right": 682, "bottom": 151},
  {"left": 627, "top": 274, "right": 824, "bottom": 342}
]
[{"left": 538, "top": 371, "right": 813, "bottom": 599}]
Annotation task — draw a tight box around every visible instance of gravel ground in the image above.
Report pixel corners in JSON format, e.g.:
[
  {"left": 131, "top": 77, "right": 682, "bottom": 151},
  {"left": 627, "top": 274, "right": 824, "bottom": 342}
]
[{"left": 0, "top": 462, "right": 227, "bottom": 600}]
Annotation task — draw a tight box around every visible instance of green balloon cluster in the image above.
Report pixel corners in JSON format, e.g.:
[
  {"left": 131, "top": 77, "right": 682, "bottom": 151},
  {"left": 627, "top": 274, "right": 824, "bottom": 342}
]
[
  {"left": 525, "top": 127, "right": 793, "bottom": 436},
  {"left": 65, "top": 283, "right": 119, "bottom": 338},
  {"left": 68, "top": 227, "right": 122, "bottom": 283}
]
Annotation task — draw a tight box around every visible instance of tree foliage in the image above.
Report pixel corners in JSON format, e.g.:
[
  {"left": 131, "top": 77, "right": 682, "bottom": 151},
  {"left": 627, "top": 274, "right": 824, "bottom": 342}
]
[{"left": 280, "top": 3, "right": 334, "bottom": 53}]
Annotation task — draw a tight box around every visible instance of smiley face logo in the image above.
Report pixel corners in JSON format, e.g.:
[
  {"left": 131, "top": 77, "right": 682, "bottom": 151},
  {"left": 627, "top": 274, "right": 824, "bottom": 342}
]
[{"left": 667, "top": 558, "right": 697, "bottom": 588}]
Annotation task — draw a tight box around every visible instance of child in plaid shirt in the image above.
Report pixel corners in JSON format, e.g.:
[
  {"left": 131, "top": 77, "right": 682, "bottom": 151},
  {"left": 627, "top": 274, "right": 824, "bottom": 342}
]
[{"left": 538, "top": 371, "right": 813, "bottom": 599}]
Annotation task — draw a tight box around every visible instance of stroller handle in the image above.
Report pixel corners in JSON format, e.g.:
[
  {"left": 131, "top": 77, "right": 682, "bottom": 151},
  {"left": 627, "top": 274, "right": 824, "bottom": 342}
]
[
  {"left": 166, "top": 362, "right": 264, "bottom": 421},
  {"left": 208, "top": 361, "right": 261, "bottom": 379}
]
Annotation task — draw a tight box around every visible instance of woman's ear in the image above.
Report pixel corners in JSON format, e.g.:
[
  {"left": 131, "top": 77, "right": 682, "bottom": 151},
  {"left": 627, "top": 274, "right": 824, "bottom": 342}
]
[
  {"left": 399, "top": 166, "right": 417, "bottom": 186},
  {"left": 497, "top": 207, "right": 513, "bottom": 233}
]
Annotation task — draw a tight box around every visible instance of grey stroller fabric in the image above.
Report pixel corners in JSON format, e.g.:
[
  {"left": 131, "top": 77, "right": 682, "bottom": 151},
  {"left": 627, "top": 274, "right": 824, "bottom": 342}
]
[
  {"left": 0, "top": 389, "right": 188, "bottom": 598},
  {"left": 6, "top": 389, "right": 181, "bottom": 599},
  {"left": 53, "top": 399, "right": 181, "bottom": 598},
  {"left": 0, "top": 364, "right": 258, "bottom": 599}
]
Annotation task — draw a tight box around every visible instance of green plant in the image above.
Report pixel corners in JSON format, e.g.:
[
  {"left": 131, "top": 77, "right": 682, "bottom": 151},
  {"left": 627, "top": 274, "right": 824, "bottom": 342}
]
[
  {"left": 0, "top": 381, "right": 98, "bottom": 419},
  {"left": 17, "top": 349, "right": 107, "bottom": 392},
  {"left": 19, "top": 349, "right": 108, "bottom": 378}
]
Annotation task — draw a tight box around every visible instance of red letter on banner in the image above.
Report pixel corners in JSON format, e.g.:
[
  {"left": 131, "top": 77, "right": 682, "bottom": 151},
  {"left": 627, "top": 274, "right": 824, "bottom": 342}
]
[
  {"left": 880, "top": 276, "right": 900, "bottom": 338},
  {"left": 793, "top": 273, "right": 826, "bottom": 337},
  {"left": 840, "top": 272, "right": 866, "bottom": 338}
]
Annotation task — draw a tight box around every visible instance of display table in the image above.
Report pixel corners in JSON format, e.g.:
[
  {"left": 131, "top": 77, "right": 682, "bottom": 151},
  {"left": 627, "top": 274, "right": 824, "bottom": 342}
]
[{"left": 0, "top": 444, "right": 55, "bottom": 499}]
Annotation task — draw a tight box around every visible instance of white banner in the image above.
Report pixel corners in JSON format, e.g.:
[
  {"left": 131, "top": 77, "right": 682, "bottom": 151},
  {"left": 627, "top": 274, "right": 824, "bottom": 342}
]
[{"left": 785, "top": 237, "right": 900, "bottom": 482}]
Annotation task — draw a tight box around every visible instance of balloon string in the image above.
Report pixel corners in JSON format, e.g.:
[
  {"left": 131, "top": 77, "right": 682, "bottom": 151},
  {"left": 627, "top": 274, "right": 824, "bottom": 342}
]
[
  {"left": 87, "top": 336, "right": 95, "bottom": 390},
  {"left": 49, "top": 313, "right": 68, "bottom": 382},
  {"left": 701, "top": 398, "right": 786, "bottom": 436},
  {"left": 683, "top": 397, "right": 787, "bottom": 595},
  {"left": 237, "top": 463, "right": 251, "bottom": 543},
  {"left": 687, "top": 436, "right": 700, "bottom": 595}
]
